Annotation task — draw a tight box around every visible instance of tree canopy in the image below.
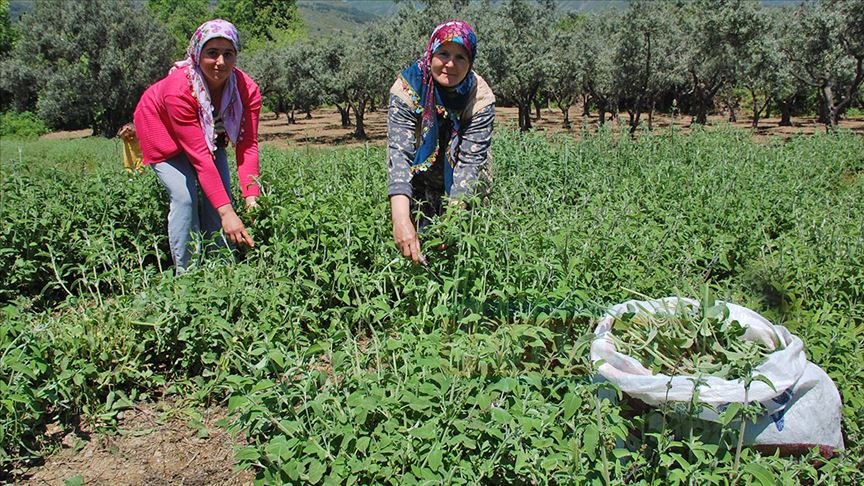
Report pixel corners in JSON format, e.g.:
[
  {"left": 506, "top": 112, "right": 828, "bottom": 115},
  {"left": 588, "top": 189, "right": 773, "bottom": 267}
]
[
  {"left": 2, "top": 0, "right": 861, "bottom": 136},
  {"left": 0, "top": 0, "right": 173, "bottom": 137}
]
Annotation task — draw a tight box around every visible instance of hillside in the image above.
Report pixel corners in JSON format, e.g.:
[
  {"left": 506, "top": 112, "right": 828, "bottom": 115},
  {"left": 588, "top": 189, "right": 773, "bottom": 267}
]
[{"left": 297, "top": 0, "right": 395, "bottom": 35}]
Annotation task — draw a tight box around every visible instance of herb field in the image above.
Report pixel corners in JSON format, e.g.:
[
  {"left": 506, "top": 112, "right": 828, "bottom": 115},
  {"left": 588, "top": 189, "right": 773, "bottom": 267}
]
[{"left": 2, "top": 128, "right": 863, "bottom": 484}]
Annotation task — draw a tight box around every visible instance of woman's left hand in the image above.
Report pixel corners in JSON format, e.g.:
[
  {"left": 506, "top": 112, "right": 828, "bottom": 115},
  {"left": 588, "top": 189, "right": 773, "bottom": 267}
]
[
  {"left": 217, "top": 204, "right": 254, "bottom": 248},
  {"left": 245, "top": 196, "right": 258, "bottom": 209}
]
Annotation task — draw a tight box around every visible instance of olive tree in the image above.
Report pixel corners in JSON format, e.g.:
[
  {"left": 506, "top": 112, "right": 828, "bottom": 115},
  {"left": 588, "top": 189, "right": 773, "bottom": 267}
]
[
  {"left": 0, "top": 0, "right": 13, "bottom": 59},
  {"left": 782, "top": 0, "right": 864, "bottom": 128},
  {"left": 734, "top": 6, "right": 784, "bottom": 129},
  {"left": 577, "top": 10, "right": 620, "bottom": 127},
  {"left": 544, "top": 25, "right": 583, "bottom": 129},
  {"left": 678, "top": 0, "right": 762, "bottom": 125},
  {"left": 479, "top": 0, "right": 556, "bottom": 131},
  {"left": 290, "top": 28, "right": 391, "bottom": 139},
  {"left": 613, "top": 0, "right": 683, "bottom": 134},
  {"left": 0, "top": 0, "right": 172, "bottom": 137},
  {"left": 214, "top": 0, "right": 304, "bottom": 49},
  {"left": 767, "top": 7, "right": 809, "bottom": 127},
  {"left": 0, "top": 0, "right": 18, "bottom": 111}
]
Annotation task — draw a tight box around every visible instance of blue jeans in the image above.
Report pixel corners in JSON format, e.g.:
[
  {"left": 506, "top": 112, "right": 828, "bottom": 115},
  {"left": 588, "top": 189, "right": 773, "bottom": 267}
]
[{"left": 151, "top": 149, "right": 232, "bottom": 272}]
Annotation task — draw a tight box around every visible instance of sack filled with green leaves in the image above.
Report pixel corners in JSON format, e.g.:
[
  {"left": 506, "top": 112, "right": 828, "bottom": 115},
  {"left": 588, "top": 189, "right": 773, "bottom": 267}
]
[
  {"left": 590, "top": 296, "right": 844, "bottom": 455},
  {"left": 591, "top": 296, "right": 805, "bottom": 418}
]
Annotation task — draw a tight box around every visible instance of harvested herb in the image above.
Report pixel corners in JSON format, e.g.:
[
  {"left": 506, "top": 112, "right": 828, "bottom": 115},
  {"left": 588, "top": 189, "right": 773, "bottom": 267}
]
[{"left": 611, "top": 299, "right": 776, "bottom": 379}]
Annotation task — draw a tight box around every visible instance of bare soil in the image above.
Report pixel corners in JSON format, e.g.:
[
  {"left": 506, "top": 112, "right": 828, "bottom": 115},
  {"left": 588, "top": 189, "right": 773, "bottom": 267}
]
[
  {"left": 11, "top": 401, "right": 254, "bottom": 486},
  {"left": 255, "top": 105, "right": 864, "bottom": 148},
  {"left": 42, "top": 106, "right": 864, "bottom": 148}
]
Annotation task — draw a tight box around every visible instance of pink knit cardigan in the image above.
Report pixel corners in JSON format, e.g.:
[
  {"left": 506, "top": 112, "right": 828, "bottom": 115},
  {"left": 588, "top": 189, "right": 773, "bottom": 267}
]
[{"left": 134, "top": 67, "right": 261, "bottom": 209}]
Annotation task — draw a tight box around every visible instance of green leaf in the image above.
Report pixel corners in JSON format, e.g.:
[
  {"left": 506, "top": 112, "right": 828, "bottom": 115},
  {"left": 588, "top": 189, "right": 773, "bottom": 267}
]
[
  {"left": 583, "top": 424, "right": 599, "bottom": 460},
  {"left": 751, "top": 374, "right": 777, "bottom": 392},
  {"left": 252, "top": 379, "right": 276, "bottom": 392},
  {"left": 355, "top": 436, "right": 370, "bottom": 453},
  {"left": 227, "top": 395, "right": 249, "bottom": 412},
  {"left": 235, "top": 445, "right": 260, "bottom": 462},
  {"left": 562, "top": 392, "right": 582, "bottom": 420},
  {"left": 475, "top": 393, "right": 491, "bottom": 410},
  {"left": 428, "top": 447, "right": 443, "bottom": 471},
  {"left": 265, "top": 437, "right": 294, "bottom": 461},
  {"left": 719, "top": 403, "right": 743, "bottom": 426},
  {"left": 742, "top": 463, "right": 775, "bottom": 486},
  {"left": 306, "top": 459, "right": 326, "bottom": 484},
  {"left": 490, "top": 408, "right": 513, "bottom": 425},
  {"left": 491, "top": 377, "right": 518, "bottom": 392},
  {"left": 410, "top": 423, "right": 437, "bottom": 439},
  {"left": 64, "top": 475, "right": 84, "bottom": 486}
]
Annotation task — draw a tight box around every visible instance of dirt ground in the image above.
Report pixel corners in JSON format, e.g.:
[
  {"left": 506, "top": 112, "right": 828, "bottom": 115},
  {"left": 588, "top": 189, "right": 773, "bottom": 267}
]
[
  {"left": 42, "top": 106, "right": 864, "bottom": 148},
  {"left": 255, "top": 104, "right": 864, "bottom": 149},
  {"left": 10, "top": 401, "right": 254, "bottom": 486}
]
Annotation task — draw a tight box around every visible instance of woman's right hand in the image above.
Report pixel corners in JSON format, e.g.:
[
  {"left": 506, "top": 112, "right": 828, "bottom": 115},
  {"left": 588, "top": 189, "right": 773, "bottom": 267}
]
[
  {"left": 390, "top": 195, "right": 425, "bottom": 265},
  {"left": 217, "top": 204, "right": 254, "bottom": 248}
]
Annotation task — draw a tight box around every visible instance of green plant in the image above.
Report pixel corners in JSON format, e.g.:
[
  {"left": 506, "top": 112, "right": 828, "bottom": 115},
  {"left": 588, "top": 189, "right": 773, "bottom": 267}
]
[
  {"left": 0, "top": 111, "right": 49, "bottom": 139},
  {"left": 1, "top": 128, "right": 862, "bottom": 483}
]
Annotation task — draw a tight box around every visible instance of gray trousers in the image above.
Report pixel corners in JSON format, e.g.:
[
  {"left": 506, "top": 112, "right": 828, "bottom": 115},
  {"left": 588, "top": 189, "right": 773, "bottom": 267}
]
[{"left": 151, "top": 149, "right": 231, "bottom": 272}]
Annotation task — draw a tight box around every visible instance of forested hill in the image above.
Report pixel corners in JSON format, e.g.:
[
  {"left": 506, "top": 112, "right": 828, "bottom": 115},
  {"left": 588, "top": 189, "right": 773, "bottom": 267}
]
[
  {"left": 297, "top": 0, "right": 394, "bottom": 35},
  {"left": 7, "top": 0, "right": 809, "bottom": 32},
  {"left": 298, "top": 0, "right": 805, "bottom": 36},
  {"left": 296, "top": 0, "right": 632, "bottom": 35}
]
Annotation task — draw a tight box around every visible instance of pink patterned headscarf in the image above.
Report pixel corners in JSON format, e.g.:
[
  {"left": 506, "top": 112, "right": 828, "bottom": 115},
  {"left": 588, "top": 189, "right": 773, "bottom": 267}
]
[{"left": 171, "top": 19, "right": 243, "bottom": 154}]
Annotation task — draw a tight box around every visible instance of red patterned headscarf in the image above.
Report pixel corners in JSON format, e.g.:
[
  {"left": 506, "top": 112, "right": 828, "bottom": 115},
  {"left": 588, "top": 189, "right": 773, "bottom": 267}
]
[{"left": 399, "top": 20, "right": 478, "bottom": 192}]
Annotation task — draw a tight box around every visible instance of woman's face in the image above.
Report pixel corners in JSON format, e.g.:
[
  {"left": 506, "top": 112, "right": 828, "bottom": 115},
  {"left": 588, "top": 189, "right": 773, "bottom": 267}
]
[
  {"left": 430, "top": 41, "right": 471, "bottom": 88},
  {"left": 198, "top": 38, "right": 237, "bottom": 91}
]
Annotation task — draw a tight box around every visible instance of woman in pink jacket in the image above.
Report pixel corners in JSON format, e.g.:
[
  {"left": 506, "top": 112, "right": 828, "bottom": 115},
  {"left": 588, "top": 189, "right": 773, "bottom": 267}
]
[{"left": 134, "top": 19, "right": 261, "bottom": 272}]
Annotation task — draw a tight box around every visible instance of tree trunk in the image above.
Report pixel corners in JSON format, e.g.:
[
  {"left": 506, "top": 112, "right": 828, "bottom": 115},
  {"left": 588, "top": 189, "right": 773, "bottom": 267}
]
[
  {"left": 691, "top": 73, "right": 713, "bottom": 125},
  {"left": 518, "top": 103, "right": 532, "bottom": 131},
  {"left": 751, "top": 100, "right": 760, "bottom": 129},
  {"left": 628, "top": 93, "right": 643, "bottom": 135},
  {"left": 337, "top": 104, "right": 351, "bottom": 128},
  {"left": 648, "top": 97, "right": 655, "bottom": 131},
  {"left": 629, "top": 110, "right": 642, "bottom": 136},
  {"left": 352, "top": 99, "right": 367, "bottom": 139},
  {"left": 822, "top": 84, "right": 838, "bottom": 129},
  {"left": 748, "top": 87, "right": 770, "bottom": 130},
  {"left": 694, "top": 106, "right": 708, "bottom": 125},
  {"left": 777, "top": 98, "right": 793, "bottom": 127},
  {"left": 305, "top": 108, "right": 312, "bottom": 119},
  {"left": 534, "top": 98, "right": 542, "bottom": 120},
  {"left": 561, "top": 106, "right": 571, "bottom": 129}
]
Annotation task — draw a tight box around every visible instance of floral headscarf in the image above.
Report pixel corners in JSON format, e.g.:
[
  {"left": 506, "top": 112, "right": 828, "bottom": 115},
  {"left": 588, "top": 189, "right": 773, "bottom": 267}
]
[
  {"left": 171, "top": 19, "right": 243, "bottom": 154},
  {"left": 399, "top": 20, "right": 478, "bottom": 194}
]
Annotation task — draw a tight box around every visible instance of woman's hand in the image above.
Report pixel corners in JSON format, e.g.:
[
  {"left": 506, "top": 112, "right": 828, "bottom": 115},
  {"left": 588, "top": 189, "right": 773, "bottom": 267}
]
[
  {"left": 116, "top": 123, "right": 136, "bottom": 141},
  {"left": 245, "top": 196, "right": 258, "bottom": 210},
  {"left": 390, "top": 195, "right": 425, "bottom": 265},
  {"left": 217, "top": 204, "right": 254, "bottom": 248}
]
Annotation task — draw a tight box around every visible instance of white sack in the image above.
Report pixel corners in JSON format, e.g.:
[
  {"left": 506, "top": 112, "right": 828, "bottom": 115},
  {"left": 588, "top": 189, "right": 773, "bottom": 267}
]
[
  {"left": 590, "top": 297, "right": 807, "bottom": 420},
  {"left": 591, "top": 297, "right": 844, "bottom": 453}
]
